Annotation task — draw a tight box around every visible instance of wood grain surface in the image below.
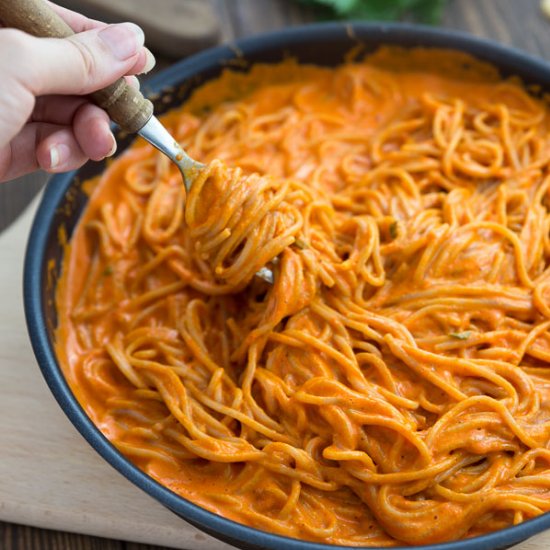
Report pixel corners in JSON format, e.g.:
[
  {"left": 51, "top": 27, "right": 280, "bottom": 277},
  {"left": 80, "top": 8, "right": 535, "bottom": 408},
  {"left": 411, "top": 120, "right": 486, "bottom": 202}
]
[{"left": 1, "top": 0, "right": 550, "bottom": 549}]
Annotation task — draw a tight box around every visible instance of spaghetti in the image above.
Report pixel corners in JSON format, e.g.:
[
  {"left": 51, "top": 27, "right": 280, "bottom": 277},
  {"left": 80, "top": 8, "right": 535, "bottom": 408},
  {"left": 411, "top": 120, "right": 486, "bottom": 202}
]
[{"left": 56, "top": 47, "right": 550, "bottom": 546}]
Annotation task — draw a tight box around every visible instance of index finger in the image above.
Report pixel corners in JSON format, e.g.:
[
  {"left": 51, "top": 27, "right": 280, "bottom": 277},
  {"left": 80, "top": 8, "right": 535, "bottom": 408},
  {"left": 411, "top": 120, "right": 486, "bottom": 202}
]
[{"left": 46, "top": 1, "right": 107, "bottom": 33}]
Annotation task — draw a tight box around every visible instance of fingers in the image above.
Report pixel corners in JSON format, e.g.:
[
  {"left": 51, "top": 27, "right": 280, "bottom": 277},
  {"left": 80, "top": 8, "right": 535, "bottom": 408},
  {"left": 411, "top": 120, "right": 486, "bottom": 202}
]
[
  {"left": 0, "top": 23, "right": 155, "bottom": 98},
  {"left": 47, "top": 4, "right": 156, "bottom": 75},
  {"left": 31, "top": 84, "right": 138, "bottom": 127},
  {"left": 129, "top": 48, "right": 156, "bottom": 77},
  {"left": 46, "top": 1, "right": 107, "bottom": 33},
  {"left": 72, "top": 103, "right": 116, "bottom": 161},
  {"left": 0, "top": 123, "right": 85, "bottom": 182},
  {"left": 32, "top": 95, "right": 88, "bottom": 126},
  {"left": 0, "top": 114, "right": 117, "bottom": 183},
  {"left": 32, "top": 96, "right": 121, "bottom": 156},
  {"left": 36, "top": 126, "right": 88, "bottom": 173},
  {"left": 125, "top": 76, "right": 141, "bottom": 89}
]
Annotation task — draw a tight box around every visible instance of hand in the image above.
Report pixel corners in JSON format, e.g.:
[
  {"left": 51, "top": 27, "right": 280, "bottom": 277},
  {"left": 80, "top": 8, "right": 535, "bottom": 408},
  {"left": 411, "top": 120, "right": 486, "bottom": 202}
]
[{"left": 0, "top": 2, "right": 155, "bottom": 182}]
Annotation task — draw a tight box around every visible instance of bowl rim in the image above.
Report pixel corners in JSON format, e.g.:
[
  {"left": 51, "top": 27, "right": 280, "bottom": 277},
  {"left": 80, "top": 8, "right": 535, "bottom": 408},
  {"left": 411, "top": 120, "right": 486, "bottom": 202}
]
[{"left": 23, "top": 20, "right": 550, "bottom": 550}]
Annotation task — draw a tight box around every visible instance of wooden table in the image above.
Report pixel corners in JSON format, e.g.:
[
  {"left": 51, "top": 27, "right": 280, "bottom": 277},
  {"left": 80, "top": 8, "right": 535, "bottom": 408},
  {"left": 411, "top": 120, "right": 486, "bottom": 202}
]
[{"left": 1, "top": 0, "right": 549, "bottom": 548}]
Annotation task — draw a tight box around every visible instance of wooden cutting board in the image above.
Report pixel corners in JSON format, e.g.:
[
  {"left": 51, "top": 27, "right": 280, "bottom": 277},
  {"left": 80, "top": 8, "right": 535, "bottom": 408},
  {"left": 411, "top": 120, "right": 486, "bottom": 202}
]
[{"left": 0, "top": 194, "right": 549, "bottom": 550}]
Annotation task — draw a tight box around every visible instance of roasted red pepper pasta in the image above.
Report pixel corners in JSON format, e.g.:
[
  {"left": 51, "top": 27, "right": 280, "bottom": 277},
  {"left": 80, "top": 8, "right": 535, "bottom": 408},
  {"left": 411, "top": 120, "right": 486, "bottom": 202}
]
[{"left": 56, "top": 47, "right": 550, "bottom": 546}]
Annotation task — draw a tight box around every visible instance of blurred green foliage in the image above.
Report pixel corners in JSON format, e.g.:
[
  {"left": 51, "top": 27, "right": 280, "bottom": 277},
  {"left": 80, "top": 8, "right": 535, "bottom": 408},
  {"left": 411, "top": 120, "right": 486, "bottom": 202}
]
[{"left": 298, "top": 0, "right": 448, "bottom": 24}]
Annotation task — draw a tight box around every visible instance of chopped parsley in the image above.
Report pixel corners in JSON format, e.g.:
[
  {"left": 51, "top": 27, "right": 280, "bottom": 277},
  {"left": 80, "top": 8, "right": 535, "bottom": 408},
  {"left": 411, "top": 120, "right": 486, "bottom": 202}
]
[
  {"left": 450, "top": 331, "right": 471, "bottom": 340},
  {"left": 389, "top": 221, "right": 398, "bottom": 240}
]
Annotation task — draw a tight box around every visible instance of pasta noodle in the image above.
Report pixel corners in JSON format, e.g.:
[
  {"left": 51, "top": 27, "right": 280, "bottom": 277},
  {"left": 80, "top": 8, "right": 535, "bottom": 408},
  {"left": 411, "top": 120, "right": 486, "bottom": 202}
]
[{"left": 56, "top": 47, "right": 550, "bottom": 546}]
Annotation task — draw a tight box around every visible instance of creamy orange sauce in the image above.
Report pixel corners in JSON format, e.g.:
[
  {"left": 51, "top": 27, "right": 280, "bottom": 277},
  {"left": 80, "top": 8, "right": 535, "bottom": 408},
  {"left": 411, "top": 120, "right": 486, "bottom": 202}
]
[{"left": 56, "top": 48, "right": 550, "bottom": 546}]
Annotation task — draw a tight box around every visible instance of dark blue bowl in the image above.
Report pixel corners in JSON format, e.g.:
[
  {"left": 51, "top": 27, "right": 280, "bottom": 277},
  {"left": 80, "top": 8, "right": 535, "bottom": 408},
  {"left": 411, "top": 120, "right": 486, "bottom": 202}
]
[{"left": 24, "top": 22, "right": 550, "bottom": 550}]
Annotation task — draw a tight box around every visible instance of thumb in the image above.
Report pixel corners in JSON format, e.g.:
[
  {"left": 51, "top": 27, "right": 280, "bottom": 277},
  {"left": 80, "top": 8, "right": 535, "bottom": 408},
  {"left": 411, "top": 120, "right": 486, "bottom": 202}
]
[{"left": 0, "top": 23, "right": 148, "bottom": 97}]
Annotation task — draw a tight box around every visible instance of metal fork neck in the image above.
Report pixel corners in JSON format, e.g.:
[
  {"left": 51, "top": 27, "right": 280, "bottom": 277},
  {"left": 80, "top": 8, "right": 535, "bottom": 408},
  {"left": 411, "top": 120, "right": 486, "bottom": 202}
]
[{"left": 138, "top": 116, "right": 205, "bottom": 191}]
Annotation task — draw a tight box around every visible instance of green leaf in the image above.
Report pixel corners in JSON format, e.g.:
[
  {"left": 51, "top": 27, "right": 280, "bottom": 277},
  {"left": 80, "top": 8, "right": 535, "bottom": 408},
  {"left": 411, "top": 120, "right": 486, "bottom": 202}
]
[
  {"left": 325, "top": 0, "right": 359, "bottom": 13},
  {"left": 102, "top": 265, "right": 114, "bottom": 276},
  {"left": 389, "top": 221, "right": 398, "bottom": 240},
  {"left": 297, "top": 0, "right": 448, "bottom": 24},
  {"left": 450, "top": 331, "right": 471, "bottom": 340},
  {"left": 412, "top": 0, "right": 447, "bottom": 23},
  {"left": 347, "top": 0, "right": 404, "bottom": 20}
]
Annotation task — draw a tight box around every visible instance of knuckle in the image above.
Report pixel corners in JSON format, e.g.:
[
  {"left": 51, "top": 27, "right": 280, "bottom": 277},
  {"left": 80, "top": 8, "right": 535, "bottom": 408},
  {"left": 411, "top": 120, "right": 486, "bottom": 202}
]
[{"left": 67, "top": 37, "right": 98, "bottom": 91}]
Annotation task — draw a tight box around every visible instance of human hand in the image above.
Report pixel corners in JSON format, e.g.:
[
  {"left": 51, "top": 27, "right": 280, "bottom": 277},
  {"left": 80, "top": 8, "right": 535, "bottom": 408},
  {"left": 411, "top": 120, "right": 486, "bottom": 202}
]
[{"left": 0, "top": 1, "right": 155, "bottom": 182}]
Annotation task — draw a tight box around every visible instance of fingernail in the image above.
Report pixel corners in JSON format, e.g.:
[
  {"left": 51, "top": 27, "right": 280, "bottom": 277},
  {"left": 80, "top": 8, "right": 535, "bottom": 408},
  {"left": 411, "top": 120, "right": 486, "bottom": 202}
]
[
  {"left": 99, "top": 23, "right": 145, "bottom": 60},
  {"left": 107, "top": 134, "right": 117, "bottom": 157},
  {"left": 142, "top": 48, "right": 156, "bottom": 74},
  {"left": 49, "top": 144, "right": 70, "bottom": 169}
]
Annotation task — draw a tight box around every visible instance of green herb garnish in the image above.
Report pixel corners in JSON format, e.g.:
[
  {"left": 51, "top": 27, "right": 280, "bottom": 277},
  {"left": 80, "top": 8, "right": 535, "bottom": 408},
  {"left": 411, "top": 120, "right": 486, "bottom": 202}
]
[
  {"left": 297, "top": 0, "right": 447, "bottom": 24},
  {"left": 450, "top": 331, "right": 471, "bottom": 340},
  {"left": 389, "top": 221, "right": 398, "bottom": 240},
  {"left": 294, "top": 238, "right": 309, "bottom": 249},
  {"left": 103, "top": 265, "right": 114, "bottom": 276}
]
